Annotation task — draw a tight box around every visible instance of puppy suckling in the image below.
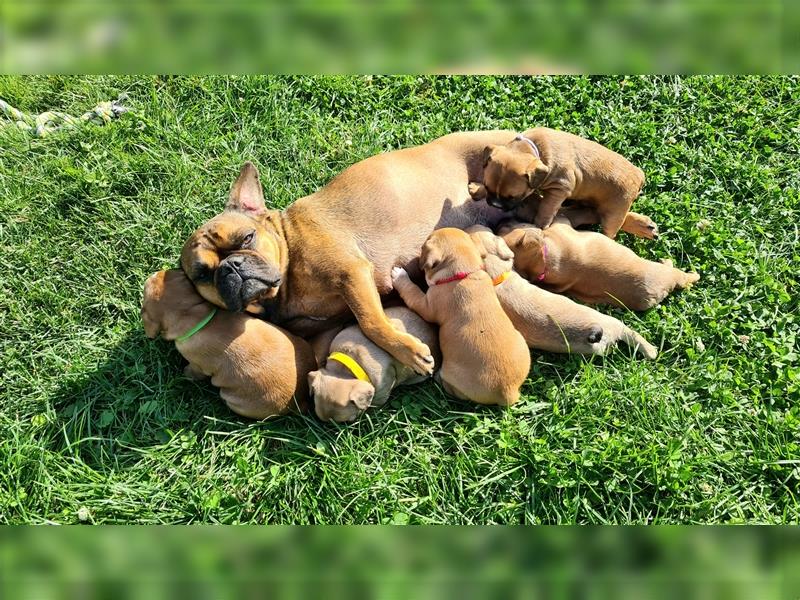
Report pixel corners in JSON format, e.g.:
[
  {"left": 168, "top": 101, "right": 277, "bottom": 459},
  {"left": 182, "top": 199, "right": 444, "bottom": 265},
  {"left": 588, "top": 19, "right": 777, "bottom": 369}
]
[
  {"left": 308, "top": 307, "right": 441, "bottom": 423},
  {"left": 498, "top": 219, "right": 700, "bottom": 311},
  {"left": 466, "top": 226, "right": 657, "bottom": 359},
  {"left": 470, "top": 127, "right": 645, "bottom": 238},
  {"left": 391, "top": 228, "right": 530, "bottom": 406},
  {"left": 142, "top": 269, "right": 316, "bottom": 419}
]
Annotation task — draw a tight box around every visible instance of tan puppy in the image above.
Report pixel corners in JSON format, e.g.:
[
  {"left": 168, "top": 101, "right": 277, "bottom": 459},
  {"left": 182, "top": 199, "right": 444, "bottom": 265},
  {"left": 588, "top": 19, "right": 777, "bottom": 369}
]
[
  {"left": 466, "top": 226, "right": 657, "bottom": 358},
  {"left": 141, "top": 269, "right": 316, "bottom": 419},
  {"left": 391, "top": 228, "right": 530, "bottom": 406},
  {"left": 471, "top": 127, "right": 645, "bottom": 238},
  {"left": 308, "top": 307, "right": 441, "bottom": 423},
  {"left": 498, "top": 219, "right": 700, "bottom": 311}
]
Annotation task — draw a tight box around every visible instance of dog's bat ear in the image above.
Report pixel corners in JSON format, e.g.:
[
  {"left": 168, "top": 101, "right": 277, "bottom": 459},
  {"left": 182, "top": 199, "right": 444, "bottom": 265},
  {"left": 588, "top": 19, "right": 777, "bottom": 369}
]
[
  {"left": 482, "top": 145, "right": 496, "bottom": 168},
  {"left": 227, "top": 161, "right": 267, "bottom": 216},
  {"left": 526, "top": 162, "right": 550, "bottom": 189}
]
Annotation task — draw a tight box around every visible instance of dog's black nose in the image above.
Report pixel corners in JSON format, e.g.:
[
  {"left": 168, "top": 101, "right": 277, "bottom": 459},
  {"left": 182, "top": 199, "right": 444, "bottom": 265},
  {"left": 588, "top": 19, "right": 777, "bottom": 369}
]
[
  {"left": 587, "top": 326, "right": 603, "bottom": 344},
  {"left": 226, "top": 255, "right": 245, "bottom": 268}
]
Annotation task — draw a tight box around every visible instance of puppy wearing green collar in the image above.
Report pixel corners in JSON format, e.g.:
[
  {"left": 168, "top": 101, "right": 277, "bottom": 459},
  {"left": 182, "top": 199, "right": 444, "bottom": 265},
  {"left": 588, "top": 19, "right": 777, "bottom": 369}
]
[{"left": 142, "top": 269, "right": 316, "bottom": 419}]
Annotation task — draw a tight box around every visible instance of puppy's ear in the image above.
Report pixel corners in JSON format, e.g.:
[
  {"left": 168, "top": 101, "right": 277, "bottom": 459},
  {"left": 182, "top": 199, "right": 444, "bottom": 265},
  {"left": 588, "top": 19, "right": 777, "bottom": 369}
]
[
  {"left": 141, "top": 272, "right": 166, "bottom": 338},
  {"left": 226, "top": 161, "right": 267, "bottom": 216},
  {"left": 307, "top": 370, "right": 320, "bottom": 393},
  {"left": 349, "top": 383, "right": 375, "bottom": 411},
  {"left": 141, "top": 305, "right": 163, "bottom": 339},
  {"left": 482, "top": 145, "right": 496, "bottom": 168},
  {"left": 526, "top": 162, "right": 550, "bottom": 189},
  {"left": 421, "top": 247, "right": 442, "bottom": 273},
  {"left": 500, "top": 228, "right": 525, "bottom": 249},
  {"left": 468, "top": 234, "right": 489, "bottom": 259}
]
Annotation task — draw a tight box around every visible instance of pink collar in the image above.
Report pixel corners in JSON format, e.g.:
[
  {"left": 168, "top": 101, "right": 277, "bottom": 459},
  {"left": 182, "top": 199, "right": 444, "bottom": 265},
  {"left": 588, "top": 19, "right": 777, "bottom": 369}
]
[
  {"left": 514, "top": 134, "right": 540, "bottom": 159},
  {"left": 433, "top": 268, "right": 482, "bottom": 286},
  {"left": 537, "top": 242, "right": 548, "bottom": 281}
]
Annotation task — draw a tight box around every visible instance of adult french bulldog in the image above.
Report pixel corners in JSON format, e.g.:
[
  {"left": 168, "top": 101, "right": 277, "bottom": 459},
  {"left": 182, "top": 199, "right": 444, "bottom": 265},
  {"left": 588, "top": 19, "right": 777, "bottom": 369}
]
[{"left": 180, "top": 131, "right": 519, "bottom": 375}]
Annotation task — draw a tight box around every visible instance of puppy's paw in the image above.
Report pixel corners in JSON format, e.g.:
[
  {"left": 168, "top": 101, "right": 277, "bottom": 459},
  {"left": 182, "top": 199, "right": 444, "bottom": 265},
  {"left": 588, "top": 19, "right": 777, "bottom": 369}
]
[
  {"left": 468, "top": 182, "right": 487, "bottom": 200},
  {"left": 391, "top": 266, "right": 409, "bottom": 283},
  {"left": 625, "top": 213, "right": 659, "bottom": 239},
  {"left": 183, "top": 364, "right": 208, "bottom": 381}
]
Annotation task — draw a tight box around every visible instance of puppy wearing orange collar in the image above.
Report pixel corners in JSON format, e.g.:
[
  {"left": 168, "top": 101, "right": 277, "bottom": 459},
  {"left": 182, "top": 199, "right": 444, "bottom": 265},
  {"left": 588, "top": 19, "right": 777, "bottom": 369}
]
[
  {"left": 466, "top": 226, "right": 657, "bottom": 358},
  {"left": 498, "top": 219, "right": 699, "bottom": 311},
  {"left": 142, "top": 269, "right": 316, "bottom": 419},
  {"left": 391, "top": 228, "right": 530, "bottom": 406}
]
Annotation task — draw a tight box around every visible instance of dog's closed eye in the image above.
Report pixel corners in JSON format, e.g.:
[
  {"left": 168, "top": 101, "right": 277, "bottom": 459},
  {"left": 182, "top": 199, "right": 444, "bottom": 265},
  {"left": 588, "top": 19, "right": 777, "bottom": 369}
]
[{"left": 192, "top": 263, "right": 214, "bottom": 283}]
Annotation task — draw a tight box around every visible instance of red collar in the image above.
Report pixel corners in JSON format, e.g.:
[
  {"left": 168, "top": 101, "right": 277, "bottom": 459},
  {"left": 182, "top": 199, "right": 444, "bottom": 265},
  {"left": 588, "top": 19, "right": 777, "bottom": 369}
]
[
  {"left": 433, "top": 268, "right": 483, "bottom": 286},
  {"left": 536, "top": 242, "right": 548, "bottom": 281}
]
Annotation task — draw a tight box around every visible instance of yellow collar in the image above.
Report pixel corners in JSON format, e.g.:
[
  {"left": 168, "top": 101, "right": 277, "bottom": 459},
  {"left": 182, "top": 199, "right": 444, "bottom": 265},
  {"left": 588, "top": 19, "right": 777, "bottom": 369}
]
[
  {"left": 492, "top": 271, "right": 512, "bottom": 286},
  {"left": 327, "top": 351, "right": 372, "bottom": 385}
]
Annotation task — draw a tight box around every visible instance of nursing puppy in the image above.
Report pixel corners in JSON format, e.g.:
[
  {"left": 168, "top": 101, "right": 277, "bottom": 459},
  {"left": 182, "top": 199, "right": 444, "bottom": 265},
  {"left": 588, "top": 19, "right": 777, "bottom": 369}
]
[
  {"left": 498, "top": 219, "right": 700, "bottom": 311},
  {"left": 309, "top": 307, "right": 441, "bottom": 423},
  {"left": 391, "top": 228, "right": 530, "bottom": 406},
  {"left": 141, "top": 269, "right": 316, "bottom": 419},
  {"left": 471, "top": 128, "right": 645, "bottom": 238},
  {"left": 466, "top": 226, "right": 657, "bottom": 358}
]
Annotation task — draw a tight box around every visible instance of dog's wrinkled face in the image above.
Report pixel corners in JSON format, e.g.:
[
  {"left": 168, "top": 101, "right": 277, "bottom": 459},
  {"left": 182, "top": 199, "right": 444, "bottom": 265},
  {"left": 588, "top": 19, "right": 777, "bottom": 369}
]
[
  {"left": 420, "top": 228, "right": 484, "bottom": 285},
  {"left": 497, "top": 223, "right": 546, "bottom": 281},
  {"left": 481, "top": 143, "right": 550, "bottom": 211},
  {"left": 308, "top": 369, "right": 375, "bottom": 422},
  {"left": 180, "top": 162, "right": 285, "bottom": 313}
]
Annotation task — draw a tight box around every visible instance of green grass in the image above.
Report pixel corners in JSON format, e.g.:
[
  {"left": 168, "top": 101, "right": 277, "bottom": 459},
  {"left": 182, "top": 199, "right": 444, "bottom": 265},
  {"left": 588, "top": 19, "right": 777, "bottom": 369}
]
[{"left": 0, "top": 75, "right": 797, "bottom": 524}]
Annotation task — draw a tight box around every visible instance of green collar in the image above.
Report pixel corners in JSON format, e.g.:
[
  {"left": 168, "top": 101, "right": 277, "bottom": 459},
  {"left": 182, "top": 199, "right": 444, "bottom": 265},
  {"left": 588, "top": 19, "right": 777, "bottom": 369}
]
[{"left": 176, "top": 308, "right": 217, "bottom": 342}]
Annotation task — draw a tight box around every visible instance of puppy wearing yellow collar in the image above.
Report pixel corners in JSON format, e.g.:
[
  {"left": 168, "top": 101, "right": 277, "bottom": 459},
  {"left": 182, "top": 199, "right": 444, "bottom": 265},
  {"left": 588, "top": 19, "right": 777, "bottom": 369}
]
[
  {"left": 142, "top": 269, "right": 316, "bottom": 419},
  {"left": 467, "top": 226, "right": 657, "bottom": 359},
  {"left": 308, "top": 307, "right": 440, "bottom": 423}
]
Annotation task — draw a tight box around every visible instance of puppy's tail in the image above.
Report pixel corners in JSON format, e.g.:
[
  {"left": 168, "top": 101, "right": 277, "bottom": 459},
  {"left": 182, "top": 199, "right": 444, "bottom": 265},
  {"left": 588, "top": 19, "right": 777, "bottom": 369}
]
[{"left": 621, "top": 327, "right": 658, "bottom": 359}]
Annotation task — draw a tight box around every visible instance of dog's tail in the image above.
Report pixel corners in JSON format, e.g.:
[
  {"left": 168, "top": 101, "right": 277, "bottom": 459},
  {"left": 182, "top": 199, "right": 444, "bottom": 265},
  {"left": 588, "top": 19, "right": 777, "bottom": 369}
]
[{"left": 621, "top": 327, "right": 658, "bottom": 359}]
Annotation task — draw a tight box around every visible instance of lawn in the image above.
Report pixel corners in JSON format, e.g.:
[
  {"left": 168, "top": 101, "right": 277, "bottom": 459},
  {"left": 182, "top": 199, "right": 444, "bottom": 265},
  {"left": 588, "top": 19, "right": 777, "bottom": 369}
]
[{"left": 0, "top": 75, "right": 797, "bottom": 524}]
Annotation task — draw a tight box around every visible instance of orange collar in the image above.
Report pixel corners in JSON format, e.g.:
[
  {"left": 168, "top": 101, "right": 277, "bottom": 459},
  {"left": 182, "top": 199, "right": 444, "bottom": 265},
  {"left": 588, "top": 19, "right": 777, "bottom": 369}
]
[{"left": 492, "top": 271, "right": 512, "bottom": 286}]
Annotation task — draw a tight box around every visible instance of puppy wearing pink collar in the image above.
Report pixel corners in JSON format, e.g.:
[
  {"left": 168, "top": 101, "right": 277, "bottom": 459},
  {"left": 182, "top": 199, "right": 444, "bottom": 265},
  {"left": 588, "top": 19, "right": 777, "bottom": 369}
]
[{"left": 497, "top": 219, "right": 699, "bottom": 312}]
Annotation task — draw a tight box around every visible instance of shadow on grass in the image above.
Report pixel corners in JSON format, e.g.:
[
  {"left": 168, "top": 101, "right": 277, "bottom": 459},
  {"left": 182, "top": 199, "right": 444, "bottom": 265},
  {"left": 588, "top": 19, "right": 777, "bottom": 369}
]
[{"left": 46, "top": 323, "right": 592, "bottom": 473}]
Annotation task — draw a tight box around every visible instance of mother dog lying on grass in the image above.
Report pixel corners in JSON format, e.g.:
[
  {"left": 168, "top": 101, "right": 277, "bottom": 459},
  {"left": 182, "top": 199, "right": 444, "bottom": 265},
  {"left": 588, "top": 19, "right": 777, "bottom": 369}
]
[{"left": 181, "top": 130, "right": 523, "bottom": 376}]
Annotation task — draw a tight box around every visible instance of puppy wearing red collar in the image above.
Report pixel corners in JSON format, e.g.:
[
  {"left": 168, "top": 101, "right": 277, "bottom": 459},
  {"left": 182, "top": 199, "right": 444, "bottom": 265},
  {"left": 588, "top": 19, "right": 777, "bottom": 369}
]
[
  {"left": 470, "top": 128, "right": 646, "bottom": 238},
  {"left": 498, "top": 219, "right": 699, "bottom": 312},
  {"left": 142, "top": 269, "right": 316, "bottom": 419},
  {"left": 391, "top": 228, "right": 529, "bottom": 406}
]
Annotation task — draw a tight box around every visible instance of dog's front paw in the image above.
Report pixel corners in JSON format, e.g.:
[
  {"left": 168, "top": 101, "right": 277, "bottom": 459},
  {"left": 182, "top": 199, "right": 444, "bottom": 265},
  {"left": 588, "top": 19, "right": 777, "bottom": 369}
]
[{"left": 397, "top": 337, "right": 434, "bottom": 376}]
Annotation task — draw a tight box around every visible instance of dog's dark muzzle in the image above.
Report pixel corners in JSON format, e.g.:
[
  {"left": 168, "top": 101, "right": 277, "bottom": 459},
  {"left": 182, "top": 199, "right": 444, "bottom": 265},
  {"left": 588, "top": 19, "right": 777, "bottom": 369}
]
[{"left": 216, "top": 253, "right": 281, "bottom": 312}]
